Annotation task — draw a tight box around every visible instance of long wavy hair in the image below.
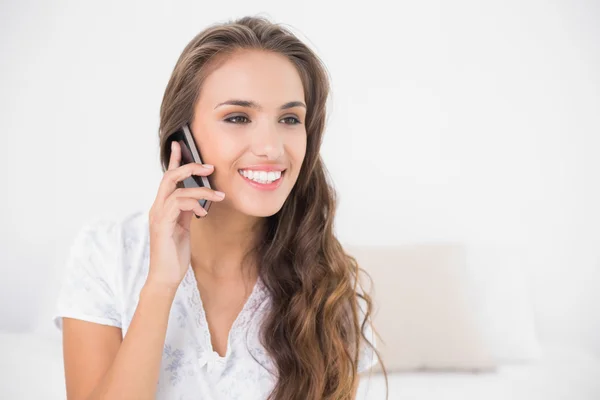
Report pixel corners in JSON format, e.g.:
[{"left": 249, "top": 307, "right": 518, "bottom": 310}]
[{"left": 157, "top": 16, "right": 388, "bottom": 400}]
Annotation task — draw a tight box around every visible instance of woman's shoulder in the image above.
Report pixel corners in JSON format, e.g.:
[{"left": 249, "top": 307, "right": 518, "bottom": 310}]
[
  {"left": 75, "top": 209, "right": 148, "bottom": 240},
  {"left": 119, "top": 209, "right": 151, "bottom": 252},
  {"left": 78, "top": 209, "right": 149, "bottom": 252},
  {"left": 53, "top": 210, "right": 150, "bottom": 330},
  {"left": 115, "top": 209, "right": 151, "bottom": 278},
  {"left": 74, "top": 209, "right": 151, "bottom": 281}
]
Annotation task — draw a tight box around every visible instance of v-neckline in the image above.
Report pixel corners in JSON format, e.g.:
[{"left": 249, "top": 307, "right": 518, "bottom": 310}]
[{"left": 186, "top": 263, "right": 264, "bottom": 360}]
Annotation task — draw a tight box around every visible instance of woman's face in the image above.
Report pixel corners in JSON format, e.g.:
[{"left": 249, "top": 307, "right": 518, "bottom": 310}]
[{"left": 190, "top": 49, "right": 307, "bottom": 217}]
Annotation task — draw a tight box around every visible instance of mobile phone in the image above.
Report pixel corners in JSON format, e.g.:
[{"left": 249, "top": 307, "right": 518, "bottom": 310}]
[{"left": 168, "top": 123, "right": 213, "bottom": 212}]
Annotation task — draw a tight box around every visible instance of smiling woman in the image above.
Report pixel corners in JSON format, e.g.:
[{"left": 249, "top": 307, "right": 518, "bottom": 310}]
[
  {"left": 185, "top": 48, "right": 309, "bottom": 219},
  {"left": 54, "top": 15, "right": 388, "bottom": 400}
]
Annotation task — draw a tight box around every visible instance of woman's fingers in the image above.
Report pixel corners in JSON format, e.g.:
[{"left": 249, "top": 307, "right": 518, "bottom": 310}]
[
  {"left": 167, "top": 140, "right": 181, "bottom": 171},
  {"left": 156, "top": 163, "right": 213, "bottom": 203},
  {"left": 163, "top": 188, "right": 225, "bottom": 222},
  {"left": 155, "top": 140, "right": 216, "bottom": 207}
]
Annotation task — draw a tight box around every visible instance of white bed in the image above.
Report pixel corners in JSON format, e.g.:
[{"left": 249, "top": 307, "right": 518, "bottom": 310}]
[
  {"left": 357, "top": 344, "right": 600, "bottom": 400},
  {"left": 1, "top": 331, "right": 598, "bottom": 400}
]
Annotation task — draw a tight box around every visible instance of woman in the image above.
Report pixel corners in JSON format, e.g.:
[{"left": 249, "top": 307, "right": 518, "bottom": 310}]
[{"left": 54, "top": 16, "right": 388, "bottom": 400}]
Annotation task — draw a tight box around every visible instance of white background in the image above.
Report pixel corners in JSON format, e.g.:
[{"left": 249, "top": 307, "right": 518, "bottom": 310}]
[{"left": 1, "top": 0, "right": 599, "bottom": 357}]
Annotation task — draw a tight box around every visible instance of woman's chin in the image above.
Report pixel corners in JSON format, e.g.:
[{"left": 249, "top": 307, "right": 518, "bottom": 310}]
[
  {"left": 239, "top": 202, "right": 284, "bottom": 218},
  {"left": 229, "top": 182, "right": 289, "bottom": 217},
  {"left": 224, "top": 193, "right": 285, "bottom": 218}
]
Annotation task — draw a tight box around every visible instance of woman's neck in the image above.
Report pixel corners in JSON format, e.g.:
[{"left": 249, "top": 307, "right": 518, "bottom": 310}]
[{"left": 189, "top": 202, "right": 264, "bottom": 286}]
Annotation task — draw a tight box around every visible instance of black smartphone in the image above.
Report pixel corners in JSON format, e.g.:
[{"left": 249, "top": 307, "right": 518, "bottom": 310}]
[{"left": 168, "top": 123, "right": 213, "bottom": 212}]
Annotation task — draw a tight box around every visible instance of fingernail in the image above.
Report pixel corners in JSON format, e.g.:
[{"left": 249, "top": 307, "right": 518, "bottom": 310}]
[
  {"left": 215, "top": 191, "right": 225, "bottom": 198},
  {"left": 203, "top": 164, "right": 214, "bottom": 169}
]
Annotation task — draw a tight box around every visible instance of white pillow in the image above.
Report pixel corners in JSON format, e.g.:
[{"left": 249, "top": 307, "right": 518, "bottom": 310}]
[
  {"left": 346, "top": 243, "right": 496, "bottom": 372},
  {"left": 345, "top": 243, "right": 541, "bottom": 373},
  {"left": 464, "top": 244, "right": 541, "bottom": 363}
]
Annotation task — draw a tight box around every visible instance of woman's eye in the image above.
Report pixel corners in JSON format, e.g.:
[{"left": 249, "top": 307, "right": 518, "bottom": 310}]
[
  {"left": 225, "top": 115, "right": 250, "bottom": 124},
  {"left": 281, "top": 116, "right": 301, "bottom": 125}
]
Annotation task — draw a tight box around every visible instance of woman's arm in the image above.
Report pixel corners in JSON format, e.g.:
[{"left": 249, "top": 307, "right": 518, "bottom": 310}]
[{"left": 62, "top": 281, "right": 177, "bottom": 400}]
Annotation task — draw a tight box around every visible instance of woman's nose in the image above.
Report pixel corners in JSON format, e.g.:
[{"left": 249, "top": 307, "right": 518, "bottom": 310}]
[{"left": 251, "top": 123, "right": 284, "bottom": 160}]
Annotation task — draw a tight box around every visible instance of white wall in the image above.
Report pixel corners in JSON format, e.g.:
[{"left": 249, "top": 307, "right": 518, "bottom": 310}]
[{"left": 1, "top": 0, "right": 599, "bottom": 354}]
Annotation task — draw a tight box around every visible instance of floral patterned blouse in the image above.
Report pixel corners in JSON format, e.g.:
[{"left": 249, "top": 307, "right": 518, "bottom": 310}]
[{"left": 53, "top": 210, "right": 378, "bottom": 399}]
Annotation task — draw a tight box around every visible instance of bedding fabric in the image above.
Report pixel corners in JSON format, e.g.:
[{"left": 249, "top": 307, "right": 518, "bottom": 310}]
[
  {"left": 1, "top": 334, "right": 598, "bottom": 400},
  {"left": 357, "top": 343, "right": 600, "bottom": 400}
]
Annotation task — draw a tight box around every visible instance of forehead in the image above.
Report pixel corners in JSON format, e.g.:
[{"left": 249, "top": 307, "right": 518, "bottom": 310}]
[{"left": 197, "top": 50, "right": 305, "bottom": 108}]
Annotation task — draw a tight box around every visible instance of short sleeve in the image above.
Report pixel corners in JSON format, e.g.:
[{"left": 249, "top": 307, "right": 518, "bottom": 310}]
[
  {"left": 52, "top": 220, "right": 122, "bottom": 331},
  {"left": 357, "top": 296, "right": 379, "bottom": 373}
]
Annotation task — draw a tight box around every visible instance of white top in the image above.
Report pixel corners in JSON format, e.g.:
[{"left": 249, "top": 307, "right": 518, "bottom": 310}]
[{"left": 53, "top": 211, "right": 378, "bottom": 400}]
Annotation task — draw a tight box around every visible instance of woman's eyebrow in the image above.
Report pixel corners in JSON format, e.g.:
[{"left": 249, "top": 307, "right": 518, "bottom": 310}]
[{"left": 214, "top": 99, "right": 306, "bottom": 110}]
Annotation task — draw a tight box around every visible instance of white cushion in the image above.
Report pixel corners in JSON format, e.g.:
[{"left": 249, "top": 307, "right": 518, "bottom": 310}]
[
  {"left": 357, "top": 343, "right": 600, "bottom": 400},
  {"left": 464, "top": 244, "right": 541, "bottom": 363},
  {"left": 345, "top": 243, "right": 496, "bottom": 372},
  {"left": 345, "top": 243, "right": 541, "bottom": 373}
]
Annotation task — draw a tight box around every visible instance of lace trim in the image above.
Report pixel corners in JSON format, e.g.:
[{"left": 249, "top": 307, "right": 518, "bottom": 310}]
[{"left": 184, "top": 265, "right": 270, "bottom": 355}]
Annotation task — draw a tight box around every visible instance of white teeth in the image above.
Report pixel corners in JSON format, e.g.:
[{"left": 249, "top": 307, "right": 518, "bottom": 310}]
[{"left": 238, "top": 169, "right": 283, "bottom": 184}]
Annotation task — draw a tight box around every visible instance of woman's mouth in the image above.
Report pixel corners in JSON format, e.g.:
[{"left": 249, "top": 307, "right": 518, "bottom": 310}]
[{"left": 238, "top": 169, "right": 285, "bottom": 191}]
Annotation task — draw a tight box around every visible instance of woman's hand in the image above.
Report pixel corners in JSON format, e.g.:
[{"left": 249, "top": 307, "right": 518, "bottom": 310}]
[{"left": 146, "top": 140, "right": 226, "bottom": 289}]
